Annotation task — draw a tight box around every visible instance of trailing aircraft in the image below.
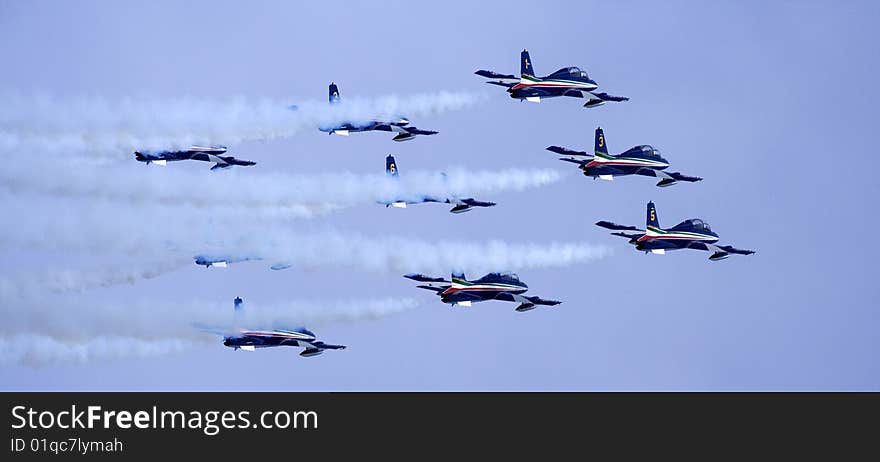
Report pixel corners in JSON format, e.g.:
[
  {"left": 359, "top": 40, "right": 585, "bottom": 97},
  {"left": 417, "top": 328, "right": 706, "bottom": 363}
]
[
  {"left": 596, "top": 201, "right": 755, "bottom": 261},
  {"left": 200, "top": 297, "right": 346, "bottom": 357},
  {"left": 318, "top": 83, "right": 438, "bottom": 141},
  {"left": 134, "top": 146, "right": 255, "bottom": 170},
  {"left": 380, "top": 155, "right": 496, "bottom": 213},
  {"left": 548, "top": 127, "right": 702, "bottom": 187},
  {"left": 404, "top": 272, "right": 561, "bottom": 312}
]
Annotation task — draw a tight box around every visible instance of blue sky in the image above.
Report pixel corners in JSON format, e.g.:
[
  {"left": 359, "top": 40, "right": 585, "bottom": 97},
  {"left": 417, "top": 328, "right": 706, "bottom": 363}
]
[{"left": 0, "top": 0, "right": 877, "bottom": 390}]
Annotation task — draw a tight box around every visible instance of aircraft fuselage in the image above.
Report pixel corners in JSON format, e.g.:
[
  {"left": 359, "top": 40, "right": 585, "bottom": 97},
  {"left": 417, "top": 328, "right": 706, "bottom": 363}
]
[{"left": 633, "top": 223, "right": 720, "bottom": 252}]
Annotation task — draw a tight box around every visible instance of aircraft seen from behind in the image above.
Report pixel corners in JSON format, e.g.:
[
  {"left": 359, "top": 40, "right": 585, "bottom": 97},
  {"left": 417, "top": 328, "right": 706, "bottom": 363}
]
[
  {"left": 200, "top": 298, "right": 346, "bottom": 357},
  {"left": 596, "top": 201, "right": 755, "bottom": 261},
  {"left": 404, "top": 272, "right": 561, "bottom": 312},
  {"left": 318, "top": 83, "right": 438, "bottom": 142},
  {"left": 548, "top": 127, "right": 702, "bottom": 187},
  {"left": 134, "top": 146, "right": 256, "bottom": 171},
  {"left": 476, "top": 49, "right": 629, "bottom": 107},
  {"left": 380, "top": 155, "right": 496, "bottom": 213}
]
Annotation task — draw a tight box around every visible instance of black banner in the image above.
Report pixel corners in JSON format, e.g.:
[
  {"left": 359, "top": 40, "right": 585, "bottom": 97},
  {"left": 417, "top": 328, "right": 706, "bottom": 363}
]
[{"left": 2, "top": 392, "right": 876, "bottom": 458}]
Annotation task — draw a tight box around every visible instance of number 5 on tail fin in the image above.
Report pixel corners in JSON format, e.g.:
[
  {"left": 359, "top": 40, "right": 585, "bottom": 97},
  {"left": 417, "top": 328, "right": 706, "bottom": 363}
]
[{"left": 646, "top": 201, "right": 660, "bottom": 229}]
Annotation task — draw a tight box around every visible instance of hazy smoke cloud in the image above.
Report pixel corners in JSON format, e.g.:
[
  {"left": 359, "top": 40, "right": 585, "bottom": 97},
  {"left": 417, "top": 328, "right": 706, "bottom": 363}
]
[
  {"left": 0, "top": 155, "right": 562, "bottom": 216},
  {"left": 0, "top": 335, "right": 194, "bottom": 367},
  {"left": 0, "top": 194, "right": 611, "bottom": 274},
  {"left": 0, "top": 91, "right": 484, "bottom": 159},
  {"left": 0, "top": 276, "right": 420, "bottom": 366}
]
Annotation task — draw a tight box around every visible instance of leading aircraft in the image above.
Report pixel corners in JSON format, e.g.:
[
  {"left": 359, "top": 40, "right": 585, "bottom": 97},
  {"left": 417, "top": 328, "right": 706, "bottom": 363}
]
[
  {"left": 380, "top": 155, "right": 496, "bottom": 213},
  {"left": 404, "top": 272, "right": 561, "bottom": 312},
  {"left": 134, "top": 146, "right": 256, "bottom": 171},
  {"left": 548, "top": 127, "right": 702, "bottom": 187},
  {"left": 476, "top": 49, "right": 629, "bottom": 107},
  {"left": 201, "top": 297, "right": 346, "bottom": 357},
  {"left": 596, "top": 201, "right": 755, "bottom": 261},
  {"left": 317, "top": 83, "right": 439, "bottom": 142}
]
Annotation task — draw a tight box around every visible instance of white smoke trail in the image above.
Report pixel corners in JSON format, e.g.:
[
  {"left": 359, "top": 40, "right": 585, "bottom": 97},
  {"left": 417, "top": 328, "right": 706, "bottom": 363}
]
[
  {"left": 0, "top": 284, "right": 420, "bottom": 366},
  {"left": 0, "top": 155, "right": 563, "bottom": 215},
  {"left": 0, "top": 91, "right": 485, "bottom": 159},
  {"left": 0, "top": 194, "right": 611, "bottom": 274},
  {"left": 0, "top": 335, "right": 194, "bottom": 367},
  {"left": 0, "top": 258, "right": 192, "bottom": 294}
]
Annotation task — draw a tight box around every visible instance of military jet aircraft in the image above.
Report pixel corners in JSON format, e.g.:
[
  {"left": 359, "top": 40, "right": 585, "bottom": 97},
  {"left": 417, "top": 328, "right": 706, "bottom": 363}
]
[
  {"left": 134, "top": 146, "right": 255, "bottom": 171},
  {"left": 318, "top": 83, "right": 438, "bottom": 142},
  {"left": 476, "top": 49, "right": 629, "bottom": 107},
  {"left": 201, "top": 297, "right": 346, "bottom": 357},
  {"left": 193, "top": 255, "right": 261, "bottom": 268},
  {"left": 380, "top": 155, "right": 496, "bottom": 213},
  {"left": 548, "top": 127, "right": 702, "bottom": 187},
  {"left": 404, "top": 272, "right": 561, "bottom": 312},
  {"left": 596, "top": 201, "right": 755, "bottom": 261}
]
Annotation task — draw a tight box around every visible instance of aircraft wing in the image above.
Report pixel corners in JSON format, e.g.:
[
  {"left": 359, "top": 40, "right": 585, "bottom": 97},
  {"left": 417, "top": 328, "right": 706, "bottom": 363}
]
[
  {"left": 718, "top": 245, "right": 755, "bottom": 255},
  {"left": 688, "top": 242, "right": 756, "bottom": 260},
  {"left": 475, "top": 70, "right": 517, "bottom": 80},
  {"left": 547, "top": 145, "right": 592, "bottom": 158},
  {"left": 404, "top": 273, "right": 450, "bottom": 283},
  {"left": 459, "top": 198, "right": 496, "bottom": 208},
  {"left": 404, "top": 127, "right": 439, "bottom": 136},
  {"left": 596, "top": 220, "right": 645, "bottom": 236},
  {"left": 448, "top": 197, "right": 496, "bottom": 214},
  {"left": 486, "top": 81, "right": 516, "bottom": 88},
  {"left": 562, "top": 89, "right": 630, "bottom": 107},
  {"left": 475, "top": 70, "right": 517, "bottom": 88},
  {"left": 593, "top": 92, "right": 630, "bottom": 102},
  {"left": 495, "top": 292, "right": 562, "bottom": 312},
  {"left": 635, "top": 169, "right": 703, "bottom": 187}
]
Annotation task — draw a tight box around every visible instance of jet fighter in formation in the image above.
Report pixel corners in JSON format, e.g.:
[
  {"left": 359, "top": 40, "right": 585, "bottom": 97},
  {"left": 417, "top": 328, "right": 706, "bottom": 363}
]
[
  {"left": 476, "top": 50, "right": 629, "bottom": 108},
  {"left": 201, "top": 298, "right": 346, "bottom": 357},
  {"left": 318, "top": 83, "right": 438, "bottom": 142},
  {"left": 134, "top": 146, "right": 255, "bottom": 171},
  {"left": 404, "top": 272, "right": 561, "bottom": 312},
  {"left": 596, "top": 201, "right": 755, "bottom": 261},
  {"left": 193, "top": 255, "right": 262, "bottom": 268},
  {"left": 380, "top": 155, "right": 496, "bottom": 213},
  {"left": 548, "top": 127, "right": 702, "bottom": 187}
]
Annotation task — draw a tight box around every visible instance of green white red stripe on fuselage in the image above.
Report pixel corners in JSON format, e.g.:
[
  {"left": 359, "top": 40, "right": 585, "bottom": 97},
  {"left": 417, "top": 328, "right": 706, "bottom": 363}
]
[
  {"left": 511, "top": 75, "right": 597, "bottom": 92},
  {"left": 637, "top": 226, "right": 717, "bottom": 243},
  {"left": 586, "top": 153, "right": 668, "bottom": 169}
]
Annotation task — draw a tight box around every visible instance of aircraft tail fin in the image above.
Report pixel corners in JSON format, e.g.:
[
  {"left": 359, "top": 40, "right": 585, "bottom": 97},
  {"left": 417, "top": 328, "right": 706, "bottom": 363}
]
[
  {"left": 646, "top": 201, "right": 660, "bottom": 229},
  {"left": 595, "top": 127, "right": 609, "bottom": 156},
  {"left": 451, "top": 271, "right": 466, "bottom": 284},
  {"left": 386, "top": 155, "right": 399, "bottom": 177},
  {"left": 329, "top": 82, "right": 341, "bottom": 104},
  {"left": 520, "top": 49, "right": 535, "bottom": 80}
]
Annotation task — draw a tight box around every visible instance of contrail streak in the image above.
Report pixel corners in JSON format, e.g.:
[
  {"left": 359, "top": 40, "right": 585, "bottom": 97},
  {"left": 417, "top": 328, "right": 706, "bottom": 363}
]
[
  {"left": 0, "top": 155, "right": 563, "bottom": 215},
  {"left": 1, "top": 194, "right": 612, "bottom": 274},
  {"left": 0, "top": 91, "right": 485, "bottom": 159},
  {"left": 0, "top": 334, "right": 195, "bottom": 367},
  {"left": 0, "top": 286, "right": 420, "bottom": 366}
]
